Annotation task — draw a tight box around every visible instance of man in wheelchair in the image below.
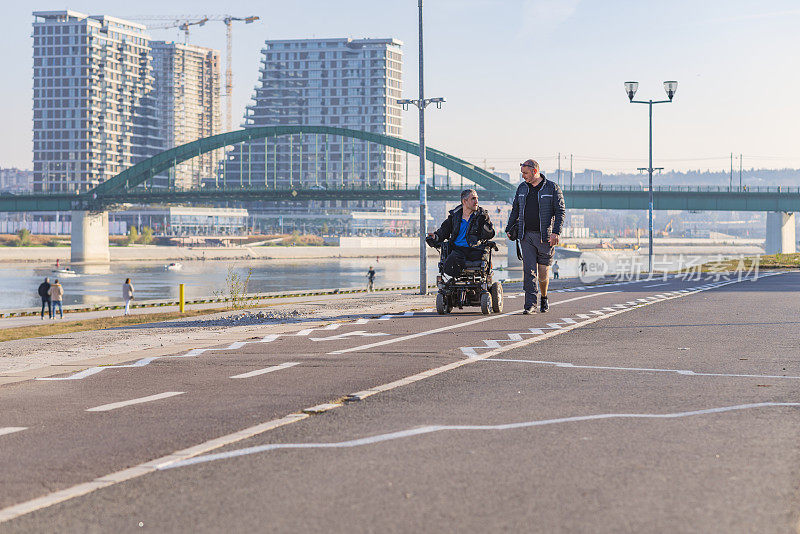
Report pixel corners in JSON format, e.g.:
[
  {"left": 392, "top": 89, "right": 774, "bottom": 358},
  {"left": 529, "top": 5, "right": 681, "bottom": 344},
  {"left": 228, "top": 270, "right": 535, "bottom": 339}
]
[{"left": 426, "top": 189, "right": 503, "bottom": 314}]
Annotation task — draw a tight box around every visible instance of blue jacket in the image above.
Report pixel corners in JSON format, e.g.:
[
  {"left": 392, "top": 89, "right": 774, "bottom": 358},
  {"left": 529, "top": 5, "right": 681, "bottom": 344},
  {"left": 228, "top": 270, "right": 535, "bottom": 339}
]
[{"left": 504, "top": 174, "right": 566, "bottom": 243}]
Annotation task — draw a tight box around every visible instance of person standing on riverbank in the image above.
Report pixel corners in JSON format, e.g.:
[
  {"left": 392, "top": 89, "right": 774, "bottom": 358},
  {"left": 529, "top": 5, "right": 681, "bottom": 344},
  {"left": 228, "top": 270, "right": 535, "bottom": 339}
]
[
  {"left": 38, "top": 277, "right": 52, "bottom": 320},
  {"left": 367, "top": 266, "right": 376, "bottom": 291},
  {"left": 552, "top": 260, "right": 560, "bottom": 279},
  {"left": 49, "top": 279, "right": 64, "bottom": 319},
  {"left": 122, "top": 278, "right": 134, "bottom": 316}
]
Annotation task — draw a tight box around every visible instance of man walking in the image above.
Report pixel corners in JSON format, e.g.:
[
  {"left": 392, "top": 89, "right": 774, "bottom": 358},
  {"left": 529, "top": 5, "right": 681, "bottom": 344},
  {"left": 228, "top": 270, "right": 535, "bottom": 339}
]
[
  {"left": 37, "top": 277, "right": 52, "bottom": 320},
  {"left": 49, "top": 279, "right": 64, "bottom": 319},
  {"left": 367, "top": 266, "right": 376, "bottom": 291},
  {"left": 428, "top": 189, "right": 495, "bottom": 278},
  {"left": 505, "top": 159, "right": 565, "bottom": 313}
]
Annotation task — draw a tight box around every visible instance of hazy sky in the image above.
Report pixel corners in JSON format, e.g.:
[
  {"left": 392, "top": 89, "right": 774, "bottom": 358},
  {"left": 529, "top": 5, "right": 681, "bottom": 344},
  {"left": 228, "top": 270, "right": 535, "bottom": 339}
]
[{"left": 2, "top": 0, "right": 799, "bottom": 178}]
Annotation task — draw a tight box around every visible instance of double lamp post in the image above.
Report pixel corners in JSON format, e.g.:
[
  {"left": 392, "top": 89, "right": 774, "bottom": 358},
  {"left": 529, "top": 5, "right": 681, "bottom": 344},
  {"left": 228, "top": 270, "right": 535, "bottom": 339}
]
[
  {"left": 624, "top": 80, "right": 678, "bottom": 273},
  {"left": 398, "top": 0, "right": 445, "bottom": 295}
]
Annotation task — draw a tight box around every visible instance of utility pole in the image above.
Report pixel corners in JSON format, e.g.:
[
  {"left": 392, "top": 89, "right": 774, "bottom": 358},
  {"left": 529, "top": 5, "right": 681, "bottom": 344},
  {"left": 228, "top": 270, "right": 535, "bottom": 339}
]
[
  {"left": 739, "top": 154, "right": 742, "bottom": 190},
  {"left": 398, "top": 0, "right": 445, "bottom": 295},
  {"left": 730, "top": 153, "right": 733, "bottom": 190},
  {"left": 569, "top": 154, "right": 573, "bottom": 188},
  {"left": 557, "top": 153, "right": 561, "bottom": 185}
]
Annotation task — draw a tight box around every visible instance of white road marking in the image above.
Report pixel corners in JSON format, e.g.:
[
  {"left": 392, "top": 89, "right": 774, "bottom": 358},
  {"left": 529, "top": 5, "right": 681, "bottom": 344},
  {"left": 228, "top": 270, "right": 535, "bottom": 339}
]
[
  {"left": 229, "top": 362, "right": 301, "bottom": 379},
  {"left": 162, "top": 402, "right": 800, "bottom": 470},
  {"left": 483, "top": 358, "right": 800, "bottom": 380},
  {"left": 86, "top": 392, "right": 184, "bottom": 412},
  {"left": 309, "top": 330, "right": 389, "bottom": 341},
  {"left": 0, "top": 413, "right": 308, "bottom": 524},
  {"left": 328, "top": 291, "right": 620, "bottom": 355},
  {"left": 644, "top": 283, "right": 669, "bottom": 287},
  {"left": 296, "top": 324, "right": 341, "bottom": 336},
  {"left": 0, "top": 273, "right": 782, "bottom": 524},
  {"left": 0, "top": 427, "right": 26, "bottom": 437}
]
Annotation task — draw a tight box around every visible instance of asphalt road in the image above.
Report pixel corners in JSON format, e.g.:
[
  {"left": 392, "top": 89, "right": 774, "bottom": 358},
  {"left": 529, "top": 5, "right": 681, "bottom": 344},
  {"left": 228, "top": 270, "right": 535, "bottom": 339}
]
[{"left": 1, "top": 271, "right": 799, "bottom": 533}]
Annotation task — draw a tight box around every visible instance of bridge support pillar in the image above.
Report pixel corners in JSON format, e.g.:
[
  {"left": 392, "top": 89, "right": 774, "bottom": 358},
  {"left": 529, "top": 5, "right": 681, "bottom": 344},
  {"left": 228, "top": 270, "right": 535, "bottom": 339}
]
[
  {"left": 765, "top": 212, "right": 796, "bottom": 254},
  {"left": 506, "top": 238, "right": 522, "bottom": 269},
  {"left": 71, "top": 210, "right": 110, "bottom": 263}
]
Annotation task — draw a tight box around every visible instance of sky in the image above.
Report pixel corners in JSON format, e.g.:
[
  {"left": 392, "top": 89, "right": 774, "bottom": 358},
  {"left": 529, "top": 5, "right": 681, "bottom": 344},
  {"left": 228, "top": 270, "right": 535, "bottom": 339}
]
[{"left": 2, "top": 0, "right": 799, "bottom": 179}]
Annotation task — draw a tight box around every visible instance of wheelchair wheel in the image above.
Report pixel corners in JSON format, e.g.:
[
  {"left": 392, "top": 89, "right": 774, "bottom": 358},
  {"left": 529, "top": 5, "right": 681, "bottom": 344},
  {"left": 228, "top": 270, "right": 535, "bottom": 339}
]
[
  {"left": 436, "top": 292, "right": 451, "bottom": 315},
  {"left": 480, "top": 292, "right": 491, "bottom": 315},
  {"left": 490, "top": 282, "right": 503, "bottom": 313}
]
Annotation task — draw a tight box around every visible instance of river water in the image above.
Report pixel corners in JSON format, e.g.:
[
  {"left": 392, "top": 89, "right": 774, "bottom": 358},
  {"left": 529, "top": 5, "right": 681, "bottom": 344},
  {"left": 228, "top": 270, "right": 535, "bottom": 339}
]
[{"left": 1, "top": 246, "right": 761, "bottom": 311}]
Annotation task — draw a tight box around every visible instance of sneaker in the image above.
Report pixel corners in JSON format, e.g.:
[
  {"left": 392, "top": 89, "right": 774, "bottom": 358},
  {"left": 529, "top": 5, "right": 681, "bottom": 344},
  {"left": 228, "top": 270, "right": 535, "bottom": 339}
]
[
  {"left": 540, "top": 296, "right": 549, "bottom": 313},
  {"left": 522, "top": 306, "right": 536, "bottom": 314}
]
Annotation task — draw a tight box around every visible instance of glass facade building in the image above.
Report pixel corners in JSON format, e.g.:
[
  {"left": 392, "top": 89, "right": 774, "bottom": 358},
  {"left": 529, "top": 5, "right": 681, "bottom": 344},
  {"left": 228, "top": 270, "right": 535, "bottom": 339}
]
[
  {"left": 212, "top": 38, "right": 403, "bottom": 214},
  {"left": 32, "top": 10, "right": 161, "bottom": 192}
]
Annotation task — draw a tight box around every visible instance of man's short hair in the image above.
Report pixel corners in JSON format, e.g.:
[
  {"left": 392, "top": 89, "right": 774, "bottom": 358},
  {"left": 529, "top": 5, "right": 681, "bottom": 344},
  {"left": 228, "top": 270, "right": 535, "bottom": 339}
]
[
  {"left": 460, "top": 188, "right": 477, "bottom": 202},
  {"left": 520, "top": 159, "right": 539, "bottom": 170}
]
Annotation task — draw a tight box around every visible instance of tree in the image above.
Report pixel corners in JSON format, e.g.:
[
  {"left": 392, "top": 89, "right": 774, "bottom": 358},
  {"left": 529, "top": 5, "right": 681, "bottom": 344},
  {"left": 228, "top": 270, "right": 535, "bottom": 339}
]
[
  {"left": 140, "top": 226, "right": 154, "bottom": 245},
  {"left": 125, "top": 226, "right": 139, "bottom": 246}
]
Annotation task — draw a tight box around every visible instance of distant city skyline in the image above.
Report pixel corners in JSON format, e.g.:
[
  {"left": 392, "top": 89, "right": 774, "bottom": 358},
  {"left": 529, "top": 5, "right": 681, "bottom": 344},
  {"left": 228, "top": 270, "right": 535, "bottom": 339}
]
[{"left": 2, "top": 0, "right": 799, "bottom": 179}]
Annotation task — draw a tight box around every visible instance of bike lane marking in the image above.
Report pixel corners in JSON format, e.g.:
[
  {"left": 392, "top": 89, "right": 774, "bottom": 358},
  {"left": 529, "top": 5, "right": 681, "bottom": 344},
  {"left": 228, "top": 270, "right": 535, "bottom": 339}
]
[
  {"left": 230, "top": 362, "right": 301, "bottom": 379},
  {"left": 85, "top": 392, "right": 185, "bottom": 413},
  {"left": 327, "top": 291, "right": 621, "bottom": 355},
  {"left": 0, "top": 274, "right": 781, "bottom": 524}
]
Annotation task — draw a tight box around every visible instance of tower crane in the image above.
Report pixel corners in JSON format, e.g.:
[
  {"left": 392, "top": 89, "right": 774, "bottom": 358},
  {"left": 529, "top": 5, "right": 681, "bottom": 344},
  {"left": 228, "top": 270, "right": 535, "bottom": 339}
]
[
  {"left": 127, "top": 16, "right": 209, "bottom": 45},
  {"left": 127, "top": 14, "right": 260, "bottom": 131}
]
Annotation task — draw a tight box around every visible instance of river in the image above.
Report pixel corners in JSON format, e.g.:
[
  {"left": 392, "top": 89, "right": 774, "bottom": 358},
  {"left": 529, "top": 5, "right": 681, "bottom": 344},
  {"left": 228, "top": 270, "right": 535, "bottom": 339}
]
[{"left": 0, "top": 245, "right": 763, "bottom": 311}]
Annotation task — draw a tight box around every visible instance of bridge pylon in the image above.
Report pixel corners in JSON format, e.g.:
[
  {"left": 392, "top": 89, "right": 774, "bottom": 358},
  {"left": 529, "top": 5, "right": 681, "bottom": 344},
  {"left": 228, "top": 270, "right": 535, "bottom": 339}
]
[{"left": 71, "top": 211, "right": 110, "bottom": 264}]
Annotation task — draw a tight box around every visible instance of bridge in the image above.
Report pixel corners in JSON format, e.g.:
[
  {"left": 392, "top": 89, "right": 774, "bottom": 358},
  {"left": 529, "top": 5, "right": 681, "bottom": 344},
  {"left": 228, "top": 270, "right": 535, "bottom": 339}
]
[{"left": 3, "top": 125, "right": 797, "bottom": 260}]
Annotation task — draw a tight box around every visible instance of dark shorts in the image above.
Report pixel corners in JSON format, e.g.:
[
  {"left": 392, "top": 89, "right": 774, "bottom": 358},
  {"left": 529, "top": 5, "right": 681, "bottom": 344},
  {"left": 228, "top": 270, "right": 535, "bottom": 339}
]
[{"left": 521, "top": 231, "right": 554, "bottom": 266}]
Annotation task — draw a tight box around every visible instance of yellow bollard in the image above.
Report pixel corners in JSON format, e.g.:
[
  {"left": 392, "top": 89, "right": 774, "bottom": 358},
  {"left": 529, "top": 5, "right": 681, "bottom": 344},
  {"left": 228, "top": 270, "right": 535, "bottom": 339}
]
[{"left": 179, "top": 283, "right": 185, "bottom": 313}]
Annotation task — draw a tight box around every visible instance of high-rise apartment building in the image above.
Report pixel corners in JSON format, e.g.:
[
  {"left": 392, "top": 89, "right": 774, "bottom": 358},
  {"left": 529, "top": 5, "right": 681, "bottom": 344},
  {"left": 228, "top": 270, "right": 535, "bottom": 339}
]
[
  {"left": 215, "top": 38, "right": 403, "bottom": 206},
  {"left": 32, "top": 10, "right": 160, "bottom": 192},
  {"left": 151, "top": 42, "right": 221, "bottom": 189}
]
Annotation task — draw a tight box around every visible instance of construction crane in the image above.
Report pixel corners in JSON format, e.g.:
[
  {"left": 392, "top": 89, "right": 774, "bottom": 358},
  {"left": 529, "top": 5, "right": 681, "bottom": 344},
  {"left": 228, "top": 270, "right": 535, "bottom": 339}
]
[
  {"left": 127, "top": 16, "right": 209, "bottom": 45},
  {"left": 126, "top": 14, "right": 260, "bottom": 132},
  {"left": 213, "top": 15, "right": 260, "bottom": 132}
]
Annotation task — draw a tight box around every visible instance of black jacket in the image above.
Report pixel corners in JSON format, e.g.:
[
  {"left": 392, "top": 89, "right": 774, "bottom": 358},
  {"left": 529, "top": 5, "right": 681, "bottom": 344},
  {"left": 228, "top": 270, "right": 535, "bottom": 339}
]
[
  {"left": 38, "top": 282, "right": 51, "bottom": 300},
  {"left": 505, "top": 174, "right": 566, "bottom": 243},
  {"left": 432, "top": 205, "right": 495, "bottom": 248}
]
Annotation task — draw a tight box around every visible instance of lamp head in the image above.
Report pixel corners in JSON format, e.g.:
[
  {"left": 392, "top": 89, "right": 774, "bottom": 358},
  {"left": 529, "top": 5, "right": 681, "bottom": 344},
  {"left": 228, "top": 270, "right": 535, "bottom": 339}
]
[
  {"left": 663, "top": 80, "right": 678, "bottom": 101},
  {"left": 624, "top": 81, "right": 638, "bottom": 102}
]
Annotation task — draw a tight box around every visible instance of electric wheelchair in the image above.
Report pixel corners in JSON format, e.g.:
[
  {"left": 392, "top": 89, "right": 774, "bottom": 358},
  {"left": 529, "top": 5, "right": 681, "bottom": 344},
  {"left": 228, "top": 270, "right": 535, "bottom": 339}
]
[{"left": 426, "top": 239, "right": 503, "bottom": 315}]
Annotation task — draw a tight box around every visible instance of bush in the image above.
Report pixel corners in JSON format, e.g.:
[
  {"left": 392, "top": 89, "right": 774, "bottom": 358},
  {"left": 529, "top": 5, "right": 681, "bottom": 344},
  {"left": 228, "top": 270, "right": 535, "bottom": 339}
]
[
  {"left": 213, "top": 265, "right": 253, "bottom": 309},
  {"left": 15, "top": 229, "right": 32, "bottom": 247}
]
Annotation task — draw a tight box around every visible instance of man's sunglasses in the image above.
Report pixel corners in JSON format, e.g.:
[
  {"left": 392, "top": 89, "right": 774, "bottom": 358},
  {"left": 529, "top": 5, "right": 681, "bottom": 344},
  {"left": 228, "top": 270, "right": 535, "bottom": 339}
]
[{"left": 520, "top": 163, "right": 535, "bottom": 169}]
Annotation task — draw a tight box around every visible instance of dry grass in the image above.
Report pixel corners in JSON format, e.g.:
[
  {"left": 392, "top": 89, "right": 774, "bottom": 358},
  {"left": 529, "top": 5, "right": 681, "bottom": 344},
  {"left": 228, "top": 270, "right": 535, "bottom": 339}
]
[
  {"left": 0, "top": 307, "right": 233, "bottom": 343},
  {"left": 696, "top": 253, "right": 800, "bottom": 272}
]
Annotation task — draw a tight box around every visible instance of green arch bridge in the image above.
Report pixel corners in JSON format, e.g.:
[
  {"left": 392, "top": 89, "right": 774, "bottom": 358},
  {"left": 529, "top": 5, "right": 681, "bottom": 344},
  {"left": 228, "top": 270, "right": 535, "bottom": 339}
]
[{"left": 1, "top": 125, "right": 799, "bottom": 212}]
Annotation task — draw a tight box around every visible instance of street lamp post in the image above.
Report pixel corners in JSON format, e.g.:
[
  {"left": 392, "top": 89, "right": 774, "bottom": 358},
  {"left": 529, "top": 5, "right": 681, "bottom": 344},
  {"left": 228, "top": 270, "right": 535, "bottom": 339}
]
[
  {"left": 398, "top": 0, "right": 445, "bottom": 295},
  {"left": 625, "top": 80, "right": 677, "bottom": 273}
]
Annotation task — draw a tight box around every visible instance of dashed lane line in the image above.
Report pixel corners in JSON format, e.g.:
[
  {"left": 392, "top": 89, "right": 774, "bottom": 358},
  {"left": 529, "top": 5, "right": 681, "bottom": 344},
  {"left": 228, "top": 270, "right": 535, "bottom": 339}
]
[
  {"left": 85, "top": 392, "right": 185, "bottom": 413},
  {"left": 327, "top": 291, "right": 620, "bottom": 356},
  {"left": 229, "top": 362, "right": 301, "bottom": 379},
  {"left": 309, "top": 331, "right": 389, "bottom": 341},
  {"left": 161, "top": 402, "right": 800, "bottom": 470},
  {"left": 0, "top": 273, "right": 782, "bottom": 524},
  {"left": 0, "top": 427, "right": 26, "bottom": 438},
  {"left": 482, "top": 358, "right": 800, "bottom": 380}
]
